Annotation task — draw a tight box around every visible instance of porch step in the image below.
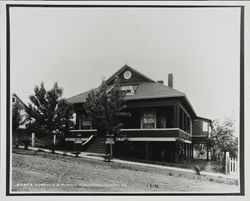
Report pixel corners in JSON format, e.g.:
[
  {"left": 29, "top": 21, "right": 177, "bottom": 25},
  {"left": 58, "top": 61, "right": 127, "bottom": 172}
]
[{"left": 85, "top": 137, "right": 107, "bottom": 154}]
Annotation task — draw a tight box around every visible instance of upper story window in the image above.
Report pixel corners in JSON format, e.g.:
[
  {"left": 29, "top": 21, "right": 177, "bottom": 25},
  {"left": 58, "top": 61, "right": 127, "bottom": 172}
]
[
  {"left": 141, "top": 111, "right": 156, "bottom": 129},
  {"left": 203, "top": 121, "right": 208, "bottom": 132},
  {"left": 82, "top": 117, "right": 92, "bottom": 130},
  {"left": 120, "top": 85, "right": 135, "bottom": 95},
  {"left": 78, "top": 115, "right": 92, "bottom": 130}
]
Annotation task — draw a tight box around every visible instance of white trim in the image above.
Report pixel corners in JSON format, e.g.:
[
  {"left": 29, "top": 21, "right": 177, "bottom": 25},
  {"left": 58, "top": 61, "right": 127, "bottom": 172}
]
[
  {"left": 70, "top": 129, "right": 97, "bottom": 132},
  {"left": 65, "top": 138, "right": 89, "bottom": 141},
  {"left": 120, "top": 128, "right": 191, "bottom": 136},
  {"left": 116, "top": 137, "right": 177, "bottom": 141},
  {"left": 121, "top": 128, "right": 179, "bottom": 131},
  {"left": 116, "top": 137, "right": 192, "bottom": 143},
  {"left": 183, "top": 140, "right": 192, "bottom": 144}
]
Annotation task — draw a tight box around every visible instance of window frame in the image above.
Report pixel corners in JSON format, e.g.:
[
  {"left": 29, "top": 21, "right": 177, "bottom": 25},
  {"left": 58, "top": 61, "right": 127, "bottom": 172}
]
[{"left": 141, "top": 110, "right": 156, "bottom": 129}]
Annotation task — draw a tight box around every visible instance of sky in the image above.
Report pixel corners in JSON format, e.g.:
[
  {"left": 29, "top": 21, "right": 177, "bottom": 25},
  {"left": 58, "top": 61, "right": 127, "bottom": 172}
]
[{"left": 10, "top": 7, "right": 241, "bottom": 133}]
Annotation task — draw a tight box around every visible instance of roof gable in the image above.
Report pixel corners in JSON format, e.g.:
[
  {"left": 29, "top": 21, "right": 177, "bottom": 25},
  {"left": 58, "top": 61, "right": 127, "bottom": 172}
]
[
  {"left": 106, "top": 65, "right": 155, "bottom": 86},
  {"left": 12, "top": 93, "right": 27, "bottom": 109}
]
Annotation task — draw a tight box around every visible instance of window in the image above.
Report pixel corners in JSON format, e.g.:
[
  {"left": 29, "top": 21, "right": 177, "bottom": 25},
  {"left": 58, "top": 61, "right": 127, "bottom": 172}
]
[
  {"left": 120, "top": 85, "right": 135, "bottom": 95},
  {"left": 123, "top": 70, "right": 132, "bottom": 80},
  {"left": 142, "top": 111, "right": 156, "bottom": 129},
  {"left": 203, "top": 121, "right": 208, "bottom": 132},
  {"left": 82, "top": 117, "right": 92, "bottom": 129},
  {"left": 78, "top": 115, "right": 92, "bottom": 129}
]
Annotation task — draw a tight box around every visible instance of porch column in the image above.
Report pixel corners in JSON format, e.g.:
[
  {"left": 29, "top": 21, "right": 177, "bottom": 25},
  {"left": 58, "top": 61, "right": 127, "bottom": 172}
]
[
  {"left": 145, "top": 142, "right": 149, "bottom": 160},
  {"left": 76, "top": 113, "right": 82, "bottom": 130},
  {"left": 191, "top": 144, "right": 194, "bottom": 159},
  {"left": 190, "top": 119, "right": 193, "bottom": 135},
  {"left": 187, "top": 143, "right": 189, "bottom": 158},
  {"left": 182, "top": 111, "right": 185, "bottom": 131},
  {"left": 206, "top": 143, "right": 209, "bottom": 161},
  {"left": 174, "top": 142, "right": 179, "bottom": 161},
  {"left": 189, "top": 144, "right": 192, "bottom": 159},
  {"left": 183, "top": 143, "right": 186, "bottom": 158},
  {"left": 185, "top": 143, "right": 188, "bottom": 159},
  {"left": 31, "top": 133, "right": 35, "bottom": 147},
  {"left": 174, "top": 104, "right": 180, "bottom": 128}
]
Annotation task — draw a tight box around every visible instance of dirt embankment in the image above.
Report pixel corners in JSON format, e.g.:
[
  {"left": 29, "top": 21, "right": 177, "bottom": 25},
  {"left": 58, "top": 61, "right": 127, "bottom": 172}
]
[{"left": 11, "top": 148, "right": 240, "bottom": 193}]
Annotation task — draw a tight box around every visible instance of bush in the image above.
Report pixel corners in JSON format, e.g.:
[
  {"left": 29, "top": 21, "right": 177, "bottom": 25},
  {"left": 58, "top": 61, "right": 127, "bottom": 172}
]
[{"left": 21, "top": 139, "right": 31, "bottom": 150}]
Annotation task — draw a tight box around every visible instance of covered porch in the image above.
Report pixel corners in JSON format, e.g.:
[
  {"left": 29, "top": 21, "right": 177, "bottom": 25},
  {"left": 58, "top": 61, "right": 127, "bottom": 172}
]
[{"left": 65, "top": 127, "right": 193, "bottom": 161}]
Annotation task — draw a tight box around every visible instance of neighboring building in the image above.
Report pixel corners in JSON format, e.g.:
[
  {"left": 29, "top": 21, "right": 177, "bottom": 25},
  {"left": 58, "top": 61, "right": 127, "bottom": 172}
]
[
  {"left": 66, "top": 65, "right": 212, "bottom": 161},
  {"left": 12, "top": 93, "right": 29, "bottom": 129}
]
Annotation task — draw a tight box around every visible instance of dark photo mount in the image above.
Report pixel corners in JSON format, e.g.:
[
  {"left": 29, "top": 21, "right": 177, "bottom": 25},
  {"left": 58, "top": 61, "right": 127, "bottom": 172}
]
[{"left": 5, "top": 2, "right": 245, "bottom": 196}]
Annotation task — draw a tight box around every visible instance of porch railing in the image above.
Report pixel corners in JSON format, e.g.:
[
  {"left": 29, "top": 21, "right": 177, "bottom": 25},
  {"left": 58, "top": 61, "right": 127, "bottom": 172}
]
[
  {"left": 66, "top": 128, "right": 191, "bottom": 142},
  {"left": 119, "top": 128, "right": 191, "bottom": 142}
]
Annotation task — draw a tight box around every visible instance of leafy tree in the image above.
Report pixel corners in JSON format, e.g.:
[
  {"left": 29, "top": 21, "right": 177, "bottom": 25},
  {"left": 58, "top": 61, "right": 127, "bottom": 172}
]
[
  {"left": 85, "top": 77, "right": 130, "bottom": 156},
  {"left": 208, "top": 117, "right": 238, "bottom": 160},
  {"left": 25, "top": 82, "right": 74, "bottom": 150},
  {"left": 12, "top": 103, "right": 22, "bottom": 134}
]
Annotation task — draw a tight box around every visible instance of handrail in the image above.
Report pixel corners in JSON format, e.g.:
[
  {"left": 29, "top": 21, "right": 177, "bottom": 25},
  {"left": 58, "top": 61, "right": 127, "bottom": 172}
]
[{"left": 82, "top": 135, "right": 94, "bottom": 147}]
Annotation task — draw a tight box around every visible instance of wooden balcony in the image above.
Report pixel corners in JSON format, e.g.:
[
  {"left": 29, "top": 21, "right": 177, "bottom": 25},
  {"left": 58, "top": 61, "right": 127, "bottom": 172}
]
[
  {"left": 117, "top": 128, "right": 191, "bottom": 143},
  {"left": 66, "top": 128, "right": 191, "bottom": 143}
]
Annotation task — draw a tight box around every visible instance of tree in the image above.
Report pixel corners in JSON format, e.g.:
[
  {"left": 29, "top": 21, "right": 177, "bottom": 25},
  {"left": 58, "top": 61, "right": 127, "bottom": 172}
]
[
  {"left": 12, "top": 103, "right": 22, "bottom": 134},
  {"left": 25, "top": 82, "right": 74, "bottom": 150},
  {"left": 208, "top": 117, "right": 238, "bottom": 160},
  {"left": 85, "top": 77, "right": 130, "bottom": 156}
]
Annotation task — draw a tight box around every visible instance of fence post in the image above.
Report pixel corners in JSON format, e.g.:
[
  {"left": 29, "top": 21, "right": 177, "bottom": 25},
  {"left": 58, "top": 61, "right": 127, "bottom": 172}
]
[
  {"left": 225, "top": 152, "right": 230, "bottom": 174},
  {"left": 53, "top": 134, "right": 57, "bottom": 145},
  {"left": 31, "top": 133, "right": 35, "bottom": 147}
]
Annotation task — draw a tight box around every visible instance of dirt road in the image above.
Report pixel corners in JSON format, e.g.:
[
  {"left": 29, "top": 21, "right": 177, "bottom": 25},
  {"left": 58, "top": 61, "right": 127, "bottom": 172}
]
[{"left": 11, "top": 148, "right": 239, "bottom": 193}]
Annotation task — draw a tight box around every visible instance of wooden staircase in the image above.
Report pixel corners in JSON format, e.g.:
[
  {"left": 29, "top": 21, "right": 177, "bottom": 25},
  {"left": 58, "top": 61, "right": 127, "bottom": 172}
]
[{"left": 85, "top": 137, "right": 107, "bottom": 154}]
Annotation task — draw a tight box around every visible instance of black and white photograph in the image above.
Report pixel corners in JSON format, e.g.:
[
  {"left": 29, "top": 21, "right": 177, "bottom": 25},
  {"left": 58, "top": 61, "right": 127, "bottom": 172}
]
[{"left": 0, "top": 0, "right": 249, "bottom": 197}]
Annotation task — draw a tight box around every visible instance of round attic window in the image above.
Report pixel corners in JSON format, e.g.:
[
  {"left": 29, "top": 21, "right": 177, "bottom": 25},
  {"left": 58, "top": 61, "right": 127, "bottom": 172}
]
[{"left": 124, "top": 71, "right": 132, "bottom": 80}]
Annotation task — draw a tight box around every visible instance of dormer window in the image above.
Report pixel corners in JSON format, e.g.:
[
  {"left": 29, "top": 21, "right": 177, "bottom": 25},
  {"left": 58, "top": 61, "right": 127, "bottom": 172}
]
[{"left": 120, "top": 85, "right": 135, "bottom": 95}]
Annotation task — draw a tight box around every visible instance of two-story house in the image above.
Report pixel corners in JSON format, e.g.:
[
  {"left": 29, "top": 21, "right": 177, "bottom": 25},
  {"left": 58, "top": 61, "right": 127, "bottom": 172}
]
[{"left": 66, "top": 65, "right": 211, "bottom": 161}]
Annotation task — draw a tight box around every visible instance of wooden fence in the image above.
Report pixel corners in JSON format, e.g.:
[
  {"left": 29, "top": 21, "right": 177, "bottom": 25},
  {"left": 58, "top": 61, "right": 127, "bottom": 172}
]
[
  {"left": 230, "top": 157, "right": 238, "bottom": 175},
  {"left": 225, "top": 152, "right": 238, "bottom": 175}
]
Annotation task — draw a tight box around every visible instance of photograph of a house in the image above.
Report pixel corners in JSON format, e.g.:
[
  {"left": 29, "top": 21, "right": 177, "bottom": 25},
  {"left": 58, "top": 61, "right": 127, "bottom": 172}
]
[
  {"left": 66, "top": 64, "right": 212, "bottom": 162},
  {"left": 4, "top": 2, "right": 243, "bottom": 194}
]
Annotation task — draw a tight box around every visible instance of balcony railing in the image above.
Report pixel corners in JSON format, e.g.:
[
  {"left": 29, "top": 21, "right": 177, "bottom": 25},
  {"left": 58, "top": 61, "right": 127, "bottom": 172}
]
[
  {"left": 117, "top": 128, "right": 191, "bottom": 142},
  {"left": 65, "top": 129, "right": 97, "bottom": 142},
  {"left": 66, "top": 128, "right": 191, "bottom": 142}
]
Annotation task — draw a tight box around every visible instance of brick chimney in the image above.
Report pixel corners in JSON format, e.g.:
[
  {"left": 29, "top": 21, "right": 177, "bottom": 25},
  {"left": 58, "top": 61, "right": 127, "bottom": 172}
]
[{"left": 168, "top": 73, "right": 173, "bottom": 88}]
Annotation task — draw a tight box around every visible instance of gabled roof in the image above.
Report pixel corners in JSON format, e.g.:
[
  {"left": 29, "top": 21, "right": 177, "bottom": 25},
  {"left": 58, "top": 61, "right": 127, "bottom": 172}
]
[
  {"left": 66, "top": 65, "right": 197, "bottom": 117},
  {"left": 12, "top": 93, "right": 27, "bottom": 109},
  {"left": 106, "top": 64, "right": 155, "bottom": 85},
  {"left": 67, "top": 82, "right": 185, "bottom": 104},
  {"left": 66, "top": 87, "right": 100, "bottom": 105},
  {"left": 124, "top": 82, "right": 185, "bottom": 101}
]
